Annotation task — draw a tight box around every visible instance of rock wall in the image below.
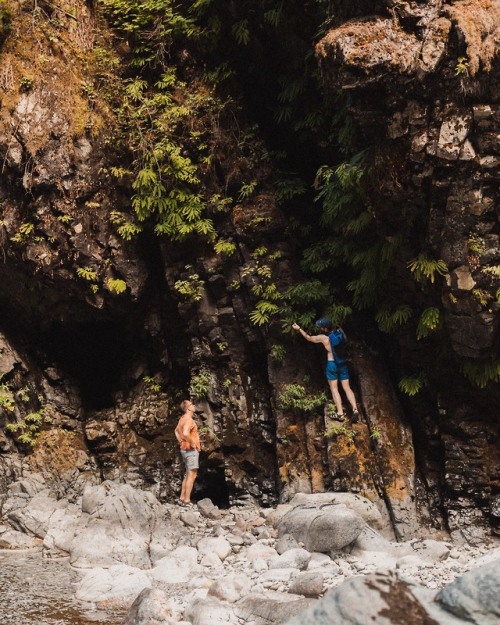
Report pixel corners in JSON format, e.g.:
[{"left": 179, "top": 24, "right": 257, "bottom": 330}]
[{"left": 0, "top": 0, "right": 497, "bottom": 543}]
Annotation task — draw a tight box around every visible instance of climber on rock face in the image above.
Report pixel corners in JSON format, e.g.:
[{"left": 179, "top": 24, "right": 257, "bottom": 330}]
[
  {"left": 175, "top": 399, "right": 201, "bottom": 507},
  {"left": 292, "top": 318, "right": 359, "bottom": 422}
]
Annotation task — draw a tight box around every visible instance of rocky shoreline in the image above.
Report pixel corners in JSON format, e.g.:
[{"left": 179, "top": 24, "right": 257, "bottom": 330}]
[{"left": 0, "top": 476, "right": 499, "bottom": 625}]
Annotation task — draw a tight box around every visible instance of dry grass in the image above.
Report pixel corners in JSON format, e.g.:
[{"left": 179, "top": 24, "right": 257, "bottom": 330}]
[
  {"left": 316, "top": 17, "right": 420, "bottom": 74},
  {"left": 445, "top": 0, "right": 500, "bottom": 75}
]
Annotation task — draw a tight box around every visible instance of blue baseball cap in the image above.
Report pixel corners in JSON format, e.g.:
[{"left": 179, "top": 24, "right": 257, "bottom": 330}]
[{"left": 315, "top": 317, "right": 332, "bottom": 330}]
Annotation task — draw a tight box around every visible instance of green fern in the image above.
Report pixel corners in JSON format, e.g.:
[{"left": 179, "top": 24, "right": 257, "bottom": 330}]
[
  {"left": 232, "top": 19, "right": 250, "bottom": 45},
  {"left": 376, "top": 305, "right": 413, "bottom": 333},
  {"left": 407, "top": 254, "right": 448, "bottom": 283},
  {"left": 77, "top": 267, "right": 98, "bottom": 281},
  {"left": 416, "top": 307, "right": 441, "bottom": 340},
  {"left": 214, "top": 238, "right": 236, "bottom": 256},
  {"left": 398, "top": 375, "right": 426, "bottom": 396},
  {"left": 278, "top": 384, "right": 326, "bottom": 413},
  {"left": 107, "top": 278, "right": 127, "bottom": 294},
  {"left": 461, "top": 359, "right": 500, "bottom": 388}
]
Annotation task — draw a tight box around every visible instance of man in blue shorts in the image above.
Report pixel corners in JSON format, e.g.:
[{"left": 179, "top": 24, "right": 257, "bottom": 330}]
[{"left": 292, "top": 318, "right": 359, "bottom": 422}]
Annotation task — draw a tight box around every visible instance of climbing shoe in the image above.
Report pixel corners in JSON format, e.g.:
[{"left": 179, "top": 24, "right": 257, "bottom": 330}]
[{"left": 351, "top": 408, "right": 359, "bottom": 423}]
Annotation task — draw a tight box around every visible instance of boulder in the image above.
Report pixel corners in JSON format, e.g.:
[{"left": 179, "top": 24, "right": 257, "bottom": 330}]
[
  {"left": 208, "top": 574, "right": 252, "bottom": 603},
  {"left": 289, "top": 493, "right": 385, "bottom": 530},
  {"left": 0, "top": 529, "right": 42, "bottom": 550},
  {"left": 75, "top": 565, "right": 151, "bottom": 609},
  {"left": 236, "top": 591, "right": 314, "bottom": 625},
  {"left": 184, "top": 595, "right": 237, "bottom": 625},
  {"left": 284, "top": 572, "right": 464, "bottom": 625},
  {"left": 436, "top": 558, "right": 500, "bottom": 625},
  {"left": 269, "top": 548, "right": 311, "bottom": 571},
  {"left": 122, "top": 588, "right": 177, "bottom": 625},
  {"left": 277, "top": 504, "right": 365, "bottom": 553},
  {"left": 289, "top": 572, "right": 324, "bottom": 598},
  {"left": 7, "top": 491, "right": 67, "bottom": 538}
]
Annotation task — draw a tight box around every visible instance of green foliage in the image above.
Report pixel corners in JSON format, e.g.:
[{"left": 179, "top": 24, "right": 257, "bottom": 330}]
[
  {"left": 270, "top": 343, "right": 286, "bottom": 363},
  {"left": 189, "top": 368, "right": 211, "bottom": 398},
  {"left": 324, "top": 422, "right": 356, "bottom": 442},
  {"left": 143, "top": 376, "right": 161, "bottom": 393},
  {"left": 455, "top": 57, "right": 470, "bottom": 76},
  {"left": 11, "top": 222, "right": 35, "bottom": 243},
  {"left": 77, "top": 266, "right": 98, "bottom": 281},
  {"left": 472, "top": 289, "right": 492, "bottom": 307},
  {"left": 370, "top": 427, "right": 381, "bottom": 442},
  {"left": 6, "top": 404, "right": 53, "bottom": 447},
  {"left": 232, "top": 18, "right": 250, "bottom": 45},
  {"left": 107, "top": 278, "right": 127, "bottom": 294},
  {"left": 416, "top": 307, "right": 441, "bottom": 340},
  {"left": 174, "top": 268, "right": 205, "bottom": 301},
  {"left": 407, "top": 254, "right": 448, "bottom": 284},
  {"left": 214, "top": 238, "right": 236, "bottom": 256},
  {"left": 110, "top": 211, "right": 143, "bottom": 240},
  {"left": 461, "top": 359, "right": 500, "bottom": 388},
  {"left": 238, "top": 180, "right": 257, "bottom": 201},
  {"left": 467, "top": 233, "right": 486, "bottom": 255},
  {"left": 376, "top": 305, "right": 413, "bottom": 333},
  {"left": 398, "top": 375, "right": 426, "bottom": 396},
  {"left": 278, "top": 384, "right": 326, "bottom": 413},
  {"left": 0, "top": 382, "right": 15, "bottom": 412}
]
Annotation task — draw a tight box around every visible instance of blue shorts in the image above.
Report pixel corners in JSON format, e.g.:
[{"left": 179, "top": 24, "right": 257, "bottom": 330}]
[{"left": 326, "top": 360, "right": 350, "bottom": 381}]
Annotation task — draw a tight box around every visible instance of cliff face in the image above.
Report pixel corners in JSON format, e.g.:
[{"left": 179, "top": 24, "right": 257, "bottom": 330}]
[
  {"left": 316, "top": 0, "right": 500, "bottom": 541},
  {"left": 0, "top": 1, "right": 498, "bottom": 543}
]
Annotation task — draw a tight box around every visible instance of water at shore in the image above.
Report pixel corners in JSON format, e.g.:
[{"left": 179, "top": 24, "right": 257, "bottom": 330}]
[{"left": 0, "top": 551, "right": 125, "bottom": 625}]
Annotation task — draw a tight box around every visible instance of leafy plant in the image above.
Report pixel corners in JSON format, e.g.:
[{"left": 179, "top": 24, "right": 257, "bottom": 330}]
[
  {"left": 11, "top": 222, "right": 35, "bottom": 243},
  {"left": 461, "top": 359, "right": 500, "bottom": 388},
  {"left": 416, "top": 307, "right": 441, "bottom": 340},
  {"left": 370, "top": 427, "right": 381, "bottom": 442},
  {"left": 189, "top": 369, "right": 211, "bottom": 398},
  {"left": 214, "top": 238, "right": 236, "bottom": 256},
  {"left": 376, "top": 305, "right": 413, "bottom": 333},
  {"left": 6, "top": 404, "right": 53, "bottom": 446},
  {"left": 278, "top": 384, "right": 326, "bottom": 413},
  {"left": 467, "top": 233, "right": 486, "bottom": 255},
  {"left": 0, "top": 382, "right": 15, "bottom": 412},
  {"left": 398, "top": 375, "right": 426, "bottom": 396},
  {"left": 270, "top": 344, "right": 286, "bottom": 363},
  {"left": 143, "top": 376, "right": 161, "bottom": 393},
  {"left": 77, "top": 267, "right": 98, "bottom": 281},
  {"left": 407, "top": 254, "right": 448, "bottom": 284},
  {"left": 324, "top": 422, "right": 356, "bottom": 442},
  {"left": 174, "top": 269, "right": 205, "bottom": 302},
  {"left": 455, "top": 56, "right": 470, "bottom": 76},
  {"left": 107, "top": 278, "right": 127, "bottom": 294}
]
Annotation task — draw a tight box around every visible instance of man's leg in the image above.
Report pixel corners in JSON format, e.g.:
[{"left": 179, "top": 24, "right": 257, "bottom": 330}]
[
  {"left": 340, "top": 379, "right": 358, "bottom": 412},
  {"left": 183, "top": 469, "right": 198, "bottom": 503},
  {"left": 328, "top": 379, "right": 344, "bottom": 417},
  {"left": 180, "top": 469, "right": 189, "bottom": 501}
]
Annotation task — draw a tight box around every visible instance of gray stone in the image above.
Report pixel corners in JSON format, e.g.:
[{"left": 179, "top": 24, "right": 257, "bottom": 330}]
[
  {"left": 122, "top": 588, "right": 176, "bottom": 625},
  {"left": 289, "top": 493, "right": 385, "bottom": 530},
  {"left": 289, "top": 572, "right": 324, "bottom": 598},
  {"left": 277, "top": 504, "right": 365, "bottom": 553},
  {"left": 269, "top": 548, "right": 311, "bottom": 571},
  {"left": 208, "top": 573, "right": 252, "bottom": 603},
  {"left": 436, "top": 558, "right": 500, "bottom": 625},
  {"left": 236, "top": 591, "right": 314, "bottom": 625}
]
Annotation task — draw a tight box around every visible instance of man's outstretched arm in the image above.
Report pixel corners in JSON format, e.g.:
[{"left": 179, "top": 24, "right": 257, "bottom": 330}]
[{"left": 292, "top": 323, "right": 325, "bottom": 343}]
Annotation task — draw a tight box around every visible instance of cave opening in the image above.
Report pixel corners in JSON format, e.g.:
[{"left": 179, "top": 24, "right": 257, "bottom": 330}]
[
  {"left": 39, "top": 321, "right": 135, "bottom": 410},
  {"left": 193, "top": 455, "right": 230, "bottom": 509}
]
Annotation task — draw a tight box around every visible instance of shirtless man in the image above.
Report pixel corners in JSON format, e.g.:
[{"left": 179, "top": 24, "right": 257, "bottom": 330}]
[
  {"left": 175, "top": 400, "right": 201, "bottom": 506},
  {"left": 292, "top": 318, "right": 358, "bottom": 421}
]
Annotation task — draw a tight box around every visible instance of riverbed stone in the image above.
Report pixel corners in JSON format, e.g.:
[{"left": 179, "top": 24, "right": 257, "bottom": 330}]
[
  {"left": 75, "top": 564, "right": 152, "bottom": 609},
  {"left": 277, "top": 504, "right": 365, "bottom": 552},
  {"left": 436, "top": 558, "right": 500, "bottom": 625},
  {"left": 122, "top": 587, "right": 177, "bottom": 625}
]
